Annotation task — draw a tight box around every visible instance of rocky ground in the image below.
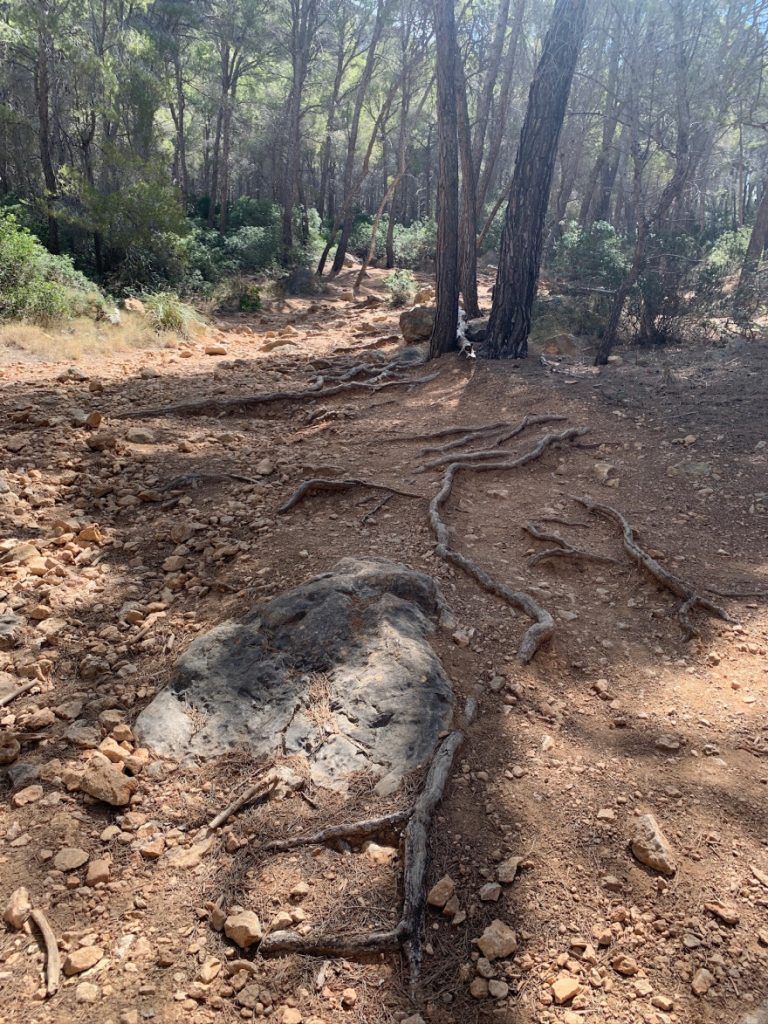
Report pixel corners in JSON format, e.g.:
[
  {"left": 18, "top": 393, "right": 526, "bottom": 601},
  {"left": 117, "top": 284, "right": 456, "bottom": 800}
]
[{"left": 1, "top": 269, "right": 767, "bottom": 1024}]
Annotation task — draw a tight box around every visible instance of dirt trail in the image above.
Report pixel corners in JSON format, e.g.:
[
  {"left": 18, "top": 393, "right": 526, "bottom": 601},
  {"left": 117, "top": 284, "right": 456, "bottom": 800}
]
[{"left": 1, "top": 269, "right": 767, "bottom": 1024}]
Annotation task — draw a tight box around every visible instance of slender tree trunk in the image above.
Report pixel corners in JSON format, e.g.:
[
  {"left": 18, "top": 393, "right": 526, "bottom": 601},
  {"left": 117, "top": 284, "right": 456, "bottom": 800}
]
[
  {"left": 735, "top": 179, "right": 768, "bottom": 313},
  {"left": 282, "top": 0, "right": 317, "bottom": 260},
  {"left": 34, "top": 30, "right": 59, "bottom": 253},
  {"left": 429, "top": 0, "right": 460, "bottom": 358},
  {"left": 486, "top": 0, "right": 587, "bottom": 359},
  {"left": 318, "top": 34, "right": 346, "bottom": 221},
  {"left": 173, "top": 55, "right": 189, "bottom": 205},
  {"left": 456, "top": 58, "right": 480, "bottom": 318}
]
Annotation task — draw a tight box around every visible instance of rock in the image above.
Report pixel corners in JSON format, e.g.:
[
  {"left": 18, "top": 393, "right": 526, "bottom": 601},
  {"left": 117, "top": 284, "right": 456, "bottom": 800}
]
[
  {"left": 125, "top": 427, "right": 155, "bottom": 444},
  {"left": 54, "top": 847, "right": 90, "bottom": 872},
  {"left": 552, "top": 973, "right": 580, "bottom": 1004},
  {"left": 341, "top": 987, "right": 357, "bottom": 1008},
  {"left": 466, "top": 317, "right": 489, "bottom": 343},
  {"left": 86, "top": 859, "right": 111, "bottom": 885},
  {"left": 479, "top": 882, "right": 502, "bottom": 902},
  {"left": 651, "top": 995, "right": 674, "bottom": 1011},
  {"left": 597, "top": 807, "right": 616, "bottom": 821},
  {"left": 630, "top": 814, "right": 676, "bottom": 875},
  {"left": 224, "top": 911, "right": 263, "bottom": 948},
  {"left": 165, "top": 835, "right": 214, "bottom": 869},
  {"left": 135, "top": 559, "right": 453, "bottom": 792},
  {"left": 269, "top": 910, "right": 294, "bottom": 931},
  {"left": 80, "top": 759, "right": 137, "bottom": 807},
  {"left": 758, "top": 929, "right": 768, "bottom": 946},
  {"left": 281, "top": 1007, "right": 303, "bottom": 1024},
  {"left": 198, "top": 958, "right": 222, "bottom": 983},
  {"left": 86, "top": 431, "right": 118, "bottom": 451},
  {"left": 541, "top": 333, "right": 582, "bottom": 355},
  {"left": 612, "top": 954, "right": 639, "bottom": 976},
  {"left": 497, "top": 857, "right": 521, "bottom": 884},
  {"left": 476, "top": 920, "right": 517, "bottom": 960},
  {"left": 361, "top": 841, "right": 397, "bottom": 865},
  {"left": 691, "top": 967, "right": 715, "bottom": 996},
  {"left": 286, "top": 266, "right": 320, "bottom": 295},
  {"left": 124, "top": 297, "right": 145, "bottom": 314},
  {"left": 255, "top": 458, "right": 273, "bottom": 476},
  {"left": 139, "top": 836, "right": 165, "bottom": 860},
  {"left": 25, "top": 706, "right": 55, "bottom": 728},
  {"left": 204, "top": 344, "right": 228, "bottom": 356},
  {"left": 399, "top": 305, "right": 435, "bottom": 343},
  {"left": 655, "top": 734, "right": 681, "bottom": 752},
  {"left": 11, "top": 784, "right": 43, "bottom": 807},
  {"left": 0, "top": 735, "right": 21, "bottom": 765},
  {"left": 3, "top": 886, "right": 31, "bottom": 929},
  {"left": 63, "top": 945, "right": 104, "bottom": 976},
  {"left": 488, "top": 979, "right": 509, "bottom": 998},
  {"left": 427, "top": 876, "right": 455, "bottom": 909},
  {"left": 470, "top": 977, "right": 489, "bottom": 998},
  {"left": 75, "top": 982, "right": 100, "bottom": 1003},
  {"left": 594, "top": 461, "right": 618, "bottom": 485},
  {"left": 704, "top": 901, "right": 739, "bottom": 926},
  {"left": 290, "top": 881, "right": 310, "bottom": 901},
  {"left": 601, "top": 874, "right": 622, "bottom": 892}
]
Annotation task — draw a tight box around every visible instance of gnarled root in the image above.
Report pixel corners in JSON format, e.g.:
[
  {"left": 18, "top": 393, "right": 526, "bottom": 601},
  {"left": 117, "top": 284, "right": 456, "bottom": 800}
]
[
  {"left": 428, "top": 429, "right": 586, "bottom": 662},
  {"left": 277, "top": 478, "right": 421, "bottom": 514},
  {"left": 523, "top": 521, "right": 619, "bottom": 568},
  {"left": 417, "top": 413, "right": 568, "bottom": 467},
  {"left": 573, "top": 496, "right": 737, "bottom": 639},
  {"left": 261, "top": 809, "right": 410, "bottom": 855}
]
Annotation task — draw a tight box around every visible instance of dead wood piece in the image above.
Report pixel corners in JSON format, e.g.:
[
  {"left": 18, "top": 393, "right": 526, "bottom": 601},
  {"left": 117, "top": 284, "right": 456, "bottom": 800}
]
[
  {"left": 418, "top": 413, "right": 567, "bottom": 463},
  {"left": 262, "top": 809, "right": 410, "bottom": 854},
  {"left": 523, "top": 521, "right": 619, "bottom": 568},
  {"left": 278, "top": 478, "right": 421, "bottom": 514},
  {"left": 117, "top": 372, "right": 439, "bottom": 420},
  {"left": 259, "top": 926, "right": 404, "bottom": 958},
  {"left": 208, "top": 778, "right": 278, "bottom": 831},
  {"left": 398, "top": 420, "right": 509, "bottom": 444},
  {"left": 361, "top": 492, "right": 393, "bottom": 524},
  {"left": 163, "top": 471, "right": 258, "bottom": 492},
  {"left": 705, "top": 585, "right": 768, "bottom": 599},
  {"left": 429, "top": 429, "right": 586, "bottom": 662},
  {"left": 573, "top": 496, "right": 737, "bottom": 639},
  {"left": 31, "top": 908, "right": 61, "bottom": 997},
  {"left": 0, "top": 680, "right": 37, "bottom": 708}
]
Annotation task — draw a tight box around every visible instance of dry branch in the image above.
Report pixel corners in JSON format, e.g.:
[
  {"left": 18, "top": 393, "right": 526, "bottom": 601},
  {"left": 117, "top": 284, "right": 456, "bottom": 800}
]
[
  {"left": 277, "top": 478, "right": 421, "bottom": 514},
  {"left": 522, "top": 521, "right": 619, "bottom": 567},
  {"left": 30, "top": 908, "right": 61, "bottom": 997},
  {"left": 429, "top": 429, "right": 586, "bottom": 662},
  {"left": 259, "top": 730, "right": 465, "bottom": 997},
  {"left": 0, "top": 680, "right": 37, "bottom": 708},
  {"left": 116, "top": 373, "right": 439, "bottom": 420},
  {"left": 208, "top": 778, "right": 278, "bottom": 831},
  {"left": 573, "top": 496, "right": 737, "bottom": 639}
]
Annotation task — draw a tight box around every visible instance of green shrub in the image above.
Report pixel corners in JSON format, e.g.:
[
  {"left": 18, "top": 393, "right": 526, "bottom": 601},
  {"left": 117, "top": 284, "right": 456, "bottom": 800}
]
[
  {"left": 224, "top": 225, "right": 280, "bottom": 273},
  {"left": 0, "top": 211, "right": 105, "bottom": 324},
  {"left": 698, "top": 227, "right": 751, "bottom": 291},
  {"left": 555, "top": 221, "right": 629, "bottom": 288},
  {"left": 392, "top": 219, "right": 437, "bottom": 268},
  {"left": 214, "top": 277, "right": 262, "bottom": 313},
  {"left": 384, "top": 269, "right": 416, "bottom": 307},
  {"left": 228, "top": 198, "right": 280, "bottom": 232},
  {"left": 142, "top": 292, "right": 203, "bottom": 337}
]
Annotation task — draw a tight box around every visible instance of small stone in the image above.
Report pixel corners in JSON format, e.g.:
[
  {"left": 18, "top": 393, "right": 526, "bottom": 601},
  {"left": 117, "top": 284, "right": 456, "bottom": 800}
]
[
  {"left": 290, "top": 881, "right": 310, "bottom": 901},
  {"left": 597, "top": 807, "right": 616, "bottom": 821},
  {"left": 76, "top": 982, "right": 100, "bottom": 1003},
  {"left": 469, "top": 977, "right": 489, "bottom": 999},
  {"left": 198, "top": 958, "right": 221, "bottom": 983},
  {"left": 631, "top": 814, "right": 676, "bottom": 875},
  {"left": 126, "top": 427, "right": 155, "bottom": 444},
  {"left": 479, "top": 882, "right": 502, "bottom": 902},
  {"left": 361, "top": 841, "right": 397, "bottom": 865},
  {"left": 612, "top": 954, "right": 639, "bottom": 976},
  {"left": 269, "top": 910, "right": 294, "bottom": 931},
  {"left": 427, "top": 875, "right": 455, "bottom": 909},
  {"left": 139, "top": 836, "right": 165, "bottom": 860},
  {"left": 655, "top": 734, "right": 681, "bottom": 752},
  {"left": 552, "top": 973, "right": 580, "bottom": 1004},
  {"left": 704, "top": 901, "right": 739, "bottom": 926},
  {"left": 476, "top": 919, "right": 518, "bottom": 960},
  {"left": 11, "top": 784, "right": 43, "bottom": 807},
  {"left": 204, "top": 344, "right": 228, "bottom": 356},
  {"left": 165, "top": 836, "right": 214, "bottom": 869},
  {"left": 691, "top": 967, "right": 715, "bottom": 996},
  {"left": 3, "top": 886, "right": 31, "bottom": 929},
  {"left": 99, "top": 737, "right": 129, "bottom": 763},
  {"left": 86, "top": 859, "right": 111, "bottom": 885},
  {"left": 758, "top": 929, "right": 768, "bottom": 946},
  {"left": 80, "top": 759, "right": 137, "bottom": 807},
  {"left": 0, "top": 735, "right": 21, "bottom": 765},
  {"left": 281, "top": 1008, "right": 302, "bottom": 1024},
  {"left": 488, "top": 979, "right": 509, "bottom": 998},
  {"left": 224, "top": 911, "right": 262, "bottom": 948},
  {"left": 63, "top": 945, "right": 104, "bottom": 976},
  {"left": 341, "top": 987, "right": 357, "bottom": 1008},
  {"left": 255, "top": 458, "right": 274, "bottom": 476},
  {"left": 652, "top": 994, "right": 674, "bottom": 1011},
  {"left": 497, "top": 857, "right": 521, "bottom": 884},
  {"left": 25, "top": 706, "right": 55, "bottom": 727},
  {"left": 54, "top": 847, "right": 89, "bottom": 872},
  {"left": 601, "top": 874, "right": 622, "bottom": 892}
]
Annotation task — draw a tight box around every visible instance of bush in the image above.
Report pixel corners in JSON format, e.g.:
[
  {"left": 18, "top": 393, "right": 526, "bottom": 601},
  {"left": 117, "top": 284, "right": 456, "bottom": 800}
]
[
  {"left": 141, "top": 292, "right": 203, "bottom": 337},
  {"left": 554, "top": 221, "right": 629, "bottom": 288},
  {"left": 224, "top": 224, "right": 281, "bottom": 273},
  {"left": 392, "top": 219, "right": 437, "bottom": 268},
  {"left": 228, "top": 198, "right": 280, "bottom": 232},
  {"left": 0, "top": 212, "right": 105, "bottom": 324},
  {"left": 698, "top": 227, "right": 751, "bottom": 292},
  {"left": 214, "top": 277, "right": 262, "bottom": 313},
  {"left": 384, "top": 269, "right": 416, "bottom": 307}
]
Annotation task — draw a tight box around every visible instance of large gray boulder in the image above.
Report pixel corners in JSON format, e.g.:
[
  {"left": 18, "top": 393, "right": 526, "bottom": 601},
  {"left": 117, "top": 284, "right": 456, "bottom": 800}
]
[
  {"left": 399, "top": 304, "right": 435, "bottom": 343},
  {"left": 135, "top": 558, "right": 454, "bottom": 790}
]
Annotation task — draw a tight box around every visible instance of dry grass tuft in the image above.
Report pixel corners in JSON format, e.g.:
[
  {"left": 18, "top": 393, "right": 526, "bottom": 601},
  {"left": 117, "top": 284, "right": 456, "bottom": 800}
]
[{"left": 0, "top": 313, "right": 169, "bottom": 362}]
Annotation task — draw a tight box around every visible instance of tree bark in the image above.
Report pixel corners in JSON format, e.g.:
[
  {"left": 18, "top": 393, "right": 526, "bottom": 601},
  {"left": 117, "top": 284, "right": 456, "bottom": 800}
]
[
  {"left": 735, "top": 178, "right": 768, "bottom": 313},
  {"left": 486, "top": 0, "right": 587, "bottom": 359},
  {"left": 456, "top": 57, "right": 480, "bottom": 318},
  {"left": 34, "top": 30, "right": 59, "bottom": 253},
  {"left": 429, "top": 0, "right": 460, "bottom": 358}
]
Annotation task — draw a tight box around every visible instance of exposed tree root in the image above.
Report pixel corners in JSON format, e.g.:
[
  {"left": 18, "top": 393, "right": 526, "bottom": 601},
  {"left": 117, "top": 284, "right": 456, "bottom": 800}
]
[
  {"left": 116, "top": 372, "right": 439, "bottom": 420},
  {"left": 418, "top": 413, "right": 567, "bottom": 462},
  {"left": 260, "top": 730, "right": 464, "bottom": 997},
  {"left": 573, "top": 496, "right": 737, "bottom": 639},
  {"left": 361, "top": 492, "right": 394, "bottom": 524},
  {"left": 523, "top": 521, "right": 619, "bottom": 567},
  {"left": 0, "top": 680, "right": 37, "bottom": 708},
  {"left": 207, "top": 778, "right": 278, "bottom": 832},
  {"left": 31, "top": 908, "right": 61, "bottom": 997},
  {"left": 261, "top": 809, "right": 411, "bottom": 854},
  {"left": 428, "top": 429, "right": 586, "bottom": 662},
  {"left": 705, "top": 585, "right": 768, "bottom": 600},
  {"left": 277, "top": 478, "right": 422, "bottom": 514}
]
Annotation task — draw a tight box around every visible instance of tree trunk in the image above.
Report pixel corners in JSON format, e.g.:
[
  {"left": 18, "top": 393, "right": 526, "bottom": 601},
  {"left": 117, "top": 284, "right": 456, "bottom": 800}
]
[
  {"left": 456, "top": 58, "right": 480, "bottom": 318},
  {"left": 735, "top": 179, "right": 768, "bottom": 313},
  {"left": 34, "top": 30, "right": 59, "bottom": 253},
  {"left": 486, "top": 0, "right": 587, "bottom": 359},
  {"left": 429, "top": 0, "right": 460, "bottom": 359}
]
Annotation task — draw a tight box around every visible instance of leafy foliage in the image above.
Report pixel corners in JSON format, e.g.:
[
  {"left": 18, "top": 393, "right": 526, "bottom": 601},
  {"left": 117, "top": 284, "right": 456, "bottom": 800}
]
[
  {"left": 141, "top": 292, "right": 204, "bottom": 337},
  {"left": 555, "top": 221, "right": 629, "bottom": 288},
  {"left": 384, "top": 269, "right": 417, "bottom": 306}
]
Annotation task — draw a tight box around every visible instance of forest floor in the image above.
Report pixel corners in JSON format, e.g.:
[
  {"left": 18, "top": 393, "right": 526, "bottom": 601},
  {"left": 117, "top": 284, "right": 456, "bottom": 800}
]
[{"left": 1, "top": 268, "right": 767, "bottom": 1024}]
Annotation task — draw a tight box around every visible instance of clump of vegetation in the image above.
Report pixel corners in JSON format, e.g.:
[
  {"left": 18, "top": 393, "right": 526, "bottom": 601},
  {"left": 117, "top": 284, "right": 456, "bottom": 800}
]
[
  {"left": 555, "top": 221, "right": 629, "bottom": 288},
  {"left": 141, "top": 292, "right": 204, "bottom": 337},
  {"left": 0, "top": 212, "right": 106, "bottom": 325},
  {"left": 384, "top": 269, "right": 417, "bottom": 306},
  {"left": 214, "top": 276, "right": 262, "bottom": 313}
]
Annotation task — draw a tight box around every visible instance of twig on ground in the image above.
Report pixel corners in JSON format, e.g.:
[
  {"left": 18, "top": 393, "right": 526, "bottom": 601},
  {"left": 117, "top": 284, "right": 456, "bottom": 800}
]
[
  {"left": 428, "top": 429, "right": 586, "bottom": 662},
  {"left": 573, "top": 495, "right": 737, "bottom": 639},
  {"left": 30, "top": 908, "right": 61, "bottom": 997},
  {"left": 207, "top": 778, "right": 278, "bottom": 831},
  {"left": 261, "top": 810, "right": 411, "bottom": 854},
  {"left": 361, "top": 492, "right": 394, "bottom": 524},
  {"left": 0, "top": 680, "right": 37, "bottom": 708},
  {"left": 278, "top": 478, "right": 421, "bottom": 514}
]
